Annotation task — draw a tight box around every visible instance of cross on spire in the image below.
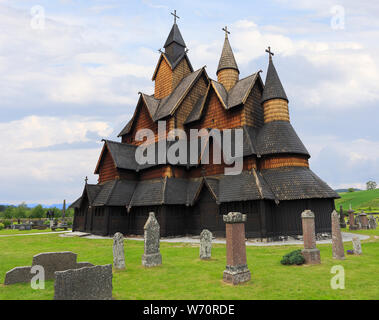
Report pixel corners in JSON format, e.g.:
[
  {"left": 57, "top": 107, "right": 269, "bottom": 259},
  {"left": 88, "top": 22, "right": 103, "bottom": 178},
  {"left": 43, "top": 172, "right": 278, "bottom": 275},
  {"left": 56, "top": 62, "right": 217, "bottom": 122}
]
[
  {"left": 171, "top": 10, "right": 179, "bottom": 24},
  {"left": 222, "top": 26, "right": 230, "bottom": 38},
  {"left": 85, "top": 176, "right": 88, "bottom": 184},
  {"left": 265, "top": 46, "right": 274, "bottom": 61}
]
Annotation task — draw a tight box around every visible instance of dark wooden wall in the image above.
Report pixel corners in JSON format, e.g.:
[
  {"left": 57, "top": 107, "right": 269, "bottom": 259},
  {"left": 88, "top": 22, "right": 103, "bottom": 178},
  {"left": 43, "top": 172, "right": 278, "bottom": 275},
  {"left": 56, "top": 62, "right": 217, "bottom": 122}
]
[{"left": 73, "top": 197, "right": 334, "bottom": 238}]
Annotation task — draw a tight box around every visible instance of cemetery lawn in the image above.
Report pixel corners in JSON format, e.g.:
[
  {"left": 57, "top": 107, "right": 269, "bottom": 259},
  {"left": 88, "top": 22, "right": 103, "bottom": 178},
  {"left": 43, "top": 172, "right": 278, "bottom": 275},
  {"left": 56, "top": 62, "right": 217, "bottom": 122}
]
[
  {"left": 0, "top": 229, "right": 70, "bottom": 236},
  {"left": 0, "top": 231, "right": 378, "bottom": 300}
]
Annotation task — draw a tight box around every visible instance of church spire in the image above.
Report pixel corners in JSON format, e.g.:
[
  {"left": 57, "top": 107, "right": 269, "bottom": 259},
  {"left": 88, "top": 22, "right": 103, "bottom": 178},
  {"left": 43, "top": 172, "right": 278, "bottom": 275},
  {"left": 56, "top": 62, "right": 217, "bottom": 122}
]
[
  {"left": 217, "top": 26, "right": 239, "bottom": 91},
  {"left": 261, "top": 47, "right": 288, "bottom": 104},
  {"left": 261, "top": 47, "right": 290, "bottom": 123},
  {"left": 163, "top": 10, "right": 186, "bottom": 63}
]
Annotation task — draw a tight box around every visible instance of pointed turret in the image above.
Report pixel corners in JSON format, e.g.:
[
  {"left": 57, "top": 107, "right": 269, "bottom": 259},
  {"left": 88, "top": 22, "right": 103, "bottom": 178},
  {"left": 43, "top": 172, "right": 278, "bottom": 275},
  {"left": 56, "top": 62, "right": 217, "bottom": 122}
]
[
  {"left": 262, "top": 48, "right": 288, "bottom": 104},
  {"left": 152, "top": 11, "right": 193, "bottom": 99},
  {"left": 163, "top": 11, "right": 186, "bottom": 63},
  {"left": 217, "top": 27, "right": 239, "bottom": 91},
  {"left": 261, "top": 47, "right": 289, "bottom": 123}
]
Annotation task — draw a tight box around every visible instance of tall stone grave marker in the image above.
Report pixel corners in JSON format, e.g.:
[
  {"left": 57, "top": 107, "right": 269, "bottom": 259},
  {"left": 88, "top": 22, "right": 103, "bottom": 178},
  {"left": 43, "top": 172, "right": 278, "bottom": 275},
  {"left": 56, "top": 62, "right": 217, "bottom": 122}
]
[
  {"left": 223, "top": 212, "right": 251, "bottom": 285},
  {"left": 301, "top": 210, "right": 321, "bottom": 264},
  {"left": 200, "top": 229, "right": 212, "bottom": 260},
  {"left": 142, "top": 212, "right": 162, "bottom": 267},
  {"left": 113, "top": 232, "right": 126, "bottom": 270},
  {"left": 352, "top": 237, "right": 362, "bottom": 255},
  {"left": 348, "top": 205, "right": 358, "bottom": 230},
  {"left": 331, "top": 210, "right": 345, "bottom": 260},
  {"left": 339, "top": 205, "right": 346, "bottom": 228},
  {"left": 359, "top": 211, "right": 369, "bottom": 230}
]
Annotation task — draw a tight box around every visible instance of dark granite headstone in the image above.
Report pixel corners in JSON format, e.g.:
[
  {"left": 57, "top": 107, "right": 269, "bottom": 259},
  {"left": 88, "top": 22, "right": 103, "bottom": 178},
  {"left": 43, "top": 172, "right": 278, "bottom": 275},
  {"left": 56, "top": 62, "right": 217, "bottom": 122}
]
[{"left": 54, "top": 264, "right": 113, "bottom": 300}]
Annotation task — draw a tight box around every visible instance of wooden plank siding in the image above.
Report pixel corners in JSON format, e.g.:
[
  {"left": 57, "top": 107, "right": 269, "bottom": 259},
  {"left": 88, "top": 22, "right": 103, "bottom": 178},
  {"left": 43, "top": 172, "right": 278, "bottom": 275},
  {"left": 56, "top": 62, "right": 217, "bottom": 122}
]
[
  {"left": 98, "top": 148, "right": 118, "bottom": 184},
  {"left": 259, "top": 156, "right": 309, "bottom": 170},
  {"left": 189, "top": 88, "right": 243, "bottom": 130},
  {"left": 154, "top": 58, "right": 173, "bottom": 99}
]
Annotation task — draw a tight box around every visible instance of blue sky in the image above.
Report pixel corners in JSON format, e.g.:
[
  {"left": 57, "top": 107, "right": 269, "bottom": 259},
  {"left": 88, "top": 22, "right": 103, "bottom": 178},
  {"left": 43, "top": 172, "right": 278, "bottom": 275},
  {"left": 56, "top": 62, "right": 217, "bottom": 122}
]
[{"left": 0, "top": 0, "right": 378, "bottom": 204}]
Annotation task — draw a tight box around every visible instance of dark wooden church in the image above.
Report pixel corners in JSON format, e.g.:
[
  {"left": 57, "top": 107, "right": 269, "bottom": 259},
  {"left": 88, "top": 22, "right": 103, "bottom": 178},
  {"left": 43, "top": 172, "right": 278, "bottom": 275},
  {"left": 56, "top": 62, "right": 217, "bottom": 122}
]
[{"left": 70, "top": 17, "right": 338, "bottom": 239}]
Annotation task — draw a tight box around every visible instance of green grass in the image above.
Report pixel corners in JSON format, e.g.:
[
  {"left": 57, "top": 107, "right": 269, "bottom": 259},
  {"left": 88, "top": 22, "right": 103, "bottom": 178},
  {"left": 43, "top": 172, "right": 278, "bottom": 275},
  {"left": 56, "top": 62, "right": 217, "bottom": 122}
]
[
  {"left": 0, "top": 229, "right": 70, "bottom": 236},
  {"left": 0, "top": 231, "right": 378, "bottom": 300},
  {"left": 335, "top": 189, "right": 379, "bottom": 212}
]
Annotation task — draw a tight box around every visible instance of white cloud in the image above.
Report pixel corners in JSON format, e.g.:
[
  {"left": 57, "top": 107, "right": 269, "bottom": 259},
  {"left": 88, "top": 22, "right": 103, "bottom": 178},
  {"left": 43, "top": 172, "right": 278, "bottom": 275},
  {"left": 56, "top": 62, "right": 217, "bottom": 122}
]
[{"left": 0, "top": 116, "right": 112, "bottom": 151}]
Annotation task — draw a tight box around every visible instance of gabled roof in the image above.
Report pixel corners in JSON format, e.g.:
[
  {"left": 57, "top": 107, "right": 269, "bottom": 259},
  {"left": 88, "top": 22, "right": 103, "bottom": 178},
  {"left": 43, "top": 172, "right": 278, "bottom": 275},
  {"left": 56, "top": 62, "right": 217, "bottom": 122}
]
[
  {"left": 94, "top": 140, "right": 138, "bottom": 174},
  {"left": 152, "top": 52, "right": 193, "bottom": 81},
  {"left": 153, "top": 67, "right": 206, "bottom": 120},
  {"left": 261, "top": 167, "right": 339, "bottom": 201},
  {"left": 256, "top": 121, "right": 309, "bottom": 157},
  {"left": 184, "top": 93, "right": 208, "bottom": 124},
  {"left": 69, "top": 196, "right": 82, "bottom": 209},
  {"left": 261, "top": 57, "right": 288, "bottom": 103},
  {"left": 218, "top": 170, "right": 275, "bottom": 202},
  {"left": 164, "top": 23, "right": 186, "bottom": 48},
  {"left": 184, "top": 73, "right": 261, "bottom": 125},
  {"left": 217, "top": 35, "right": 239, "bottom": 74}
]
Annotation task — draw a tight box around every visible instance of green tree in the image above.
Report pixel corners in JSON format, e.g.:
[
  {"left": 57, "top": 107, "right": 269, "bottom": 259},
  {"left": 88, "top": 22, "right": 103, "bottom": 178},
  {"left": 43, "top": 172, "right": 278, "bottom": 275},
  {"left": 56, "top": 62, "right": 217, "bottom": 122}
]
[
  {"left": 366, "top": 181, "right": 377, "bottom": 190},
  {"left": 14, "top": 202, "right": 28, "bottom": 219},
  {"left": 3, "top": 207, "right": 14, "bottom": 219},
  {"left": 30, "top": 205, "right": 44, "bottom": 219},
  {"left": 348, "top": 188, "right": 355, "bottom": 193}
]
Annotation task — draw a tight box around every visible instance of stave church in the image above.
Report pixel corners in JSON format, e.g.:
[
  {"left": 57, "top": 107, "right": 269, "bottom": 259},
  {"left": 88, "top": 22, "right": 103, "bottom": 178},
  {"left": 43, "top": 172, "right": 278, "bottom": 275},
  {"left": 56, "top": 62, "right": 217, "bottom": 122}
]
[{"left": 70, "top": 14, "right": 339, "bottom": 239}]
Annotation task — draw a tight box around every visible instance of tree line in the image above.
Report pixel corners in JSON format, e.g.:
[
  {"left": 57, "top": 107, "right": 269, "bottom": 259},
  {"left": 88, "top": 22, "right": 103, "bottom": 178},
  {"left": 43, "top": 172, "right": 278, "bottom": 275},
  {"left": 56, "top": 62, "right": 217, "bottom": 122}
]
[{"left": 0, "top": 202, "right": 74, "bottom": 219}]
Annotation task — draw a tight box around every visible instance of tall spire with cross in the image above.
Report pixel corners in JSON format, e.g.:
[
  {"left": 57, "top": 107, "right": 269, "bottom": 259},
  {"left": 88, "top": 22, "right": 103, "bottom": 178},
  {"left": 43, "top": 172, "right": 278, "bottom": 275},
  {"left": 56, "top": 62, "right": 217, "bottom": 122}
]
[
  {"left": 217, "top": 25, "right": 239, "bottom": 90},
  {"left": 261, "top": 46, "right": 288, "bottom": 104},
  {"left": 163, "top": 10, "right": 186, "bottom": 62}
]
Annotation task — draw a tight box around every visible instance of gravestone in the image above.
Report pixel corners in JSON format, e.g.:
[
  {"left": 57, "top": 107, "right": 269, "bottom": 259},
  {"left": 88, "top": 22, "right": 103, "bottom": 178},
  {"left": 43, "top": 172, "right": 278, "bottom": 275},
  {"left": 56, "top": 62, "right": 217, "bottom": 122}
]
[
  {"left": 359, "top": 211, "right": 369, "bottom": 229},
  {"left": 331, "top": 210, "right": 345, "bottom": 260},
  {"left": 113, "top": 232, "right": 125, "bottom": 270},
  {"left": 348, "top": 205, "right": 358, "bottom": 230},
  {"left": 223, "top": 212, "right": 251, "bottom": 285},
  {"left": 4, "top": 267, "right": 32, "bottom": 285},
  {"left": 199, "top": 229, "right": 212, "bottom": 260},
  {"left": 352, "top": 237, "right": 362, "bottom": 255},
  {"left": 142, "top": 212, "right": 162, "bottom": 267},
  {"left": 301, "top": 210, "right": 321, "bottom": 264},
  {"left": 339, "top": 206, "right": 346, "bottom": 228},
  {"left": 54, "top": 264, "right": 113, "bottom": 300},
  {"left": 4, "top": 251, "right": 94, "bottom": 285},
  {"left": 368, "top": 215, "right": 377, "bottom": 229}
]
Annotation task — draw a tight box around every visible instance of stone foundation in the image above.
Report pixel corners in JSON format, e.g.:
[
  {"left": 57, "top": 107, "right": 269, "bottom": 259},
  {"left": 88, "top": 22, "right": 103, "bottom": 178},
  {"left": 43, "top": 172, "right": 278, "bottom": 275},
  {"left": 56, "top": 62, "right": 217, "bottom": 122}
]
[{"left": 223, "top": 264, "right": 251, "bottom": 285}]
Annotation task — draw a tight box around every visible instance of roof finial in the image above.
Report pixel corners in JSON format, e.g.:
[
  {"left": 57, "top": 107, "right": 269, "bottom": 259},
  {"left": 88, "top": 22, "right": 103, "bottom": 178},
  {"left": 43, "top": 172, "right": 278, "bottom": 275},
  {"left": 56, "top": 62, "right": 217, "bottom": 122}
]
[
  {"left": 85, "top": 176, "right": 88, "bottom": 184},
  {"left": 171, "top": 10, "right": 179, "bottom": 24},
  {"left": 222, "top": 26, "right": 230, "bottom": 39},
  {"left": 265, "top": 46, "right": 274, "bottom": 61}
]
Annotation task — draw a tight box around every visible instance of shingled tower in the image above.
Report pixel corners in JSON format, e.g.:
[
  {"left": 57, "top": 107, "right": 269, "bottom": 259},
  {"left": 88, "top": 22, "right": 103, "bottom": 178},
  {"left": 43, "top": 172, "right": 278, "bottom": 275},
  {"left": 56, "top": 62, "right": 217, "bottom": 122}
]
[
  {"left": 217, "top": 26, "right": 240, "bottom": 91},
  {"left": 70, "top": 15, "right": 339, "bottom": 240}
]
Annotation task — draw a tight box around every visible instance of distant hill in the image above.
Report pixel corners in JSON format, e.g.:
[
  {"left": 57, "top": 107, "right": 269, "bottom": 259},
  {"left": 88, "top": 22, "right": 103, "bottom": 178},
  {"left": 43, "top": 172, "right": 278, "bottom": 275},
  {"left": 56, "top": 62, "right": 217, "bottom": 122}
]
[
  {"left": 334, "top": 188, "right": 361, "bottom": 193},
  {"left": 335, "top": 189, "right": 379, "bottom": 212}
]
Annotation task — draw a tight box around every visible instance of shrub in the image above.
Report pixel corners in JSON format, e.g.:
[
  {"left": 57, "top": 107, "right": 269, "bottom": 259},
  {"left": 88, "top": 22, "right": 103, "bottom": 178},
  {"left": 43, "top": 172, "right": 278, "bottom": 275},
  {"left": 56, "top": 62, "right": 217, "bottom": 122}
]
[
  {"left": 281, "top": 249, "right": 305, "bottom": 266},
  {"left": 3, "top": 219, "right": 11, "bottom": 228},
  {"left": 0, "top": 223, "right": 4, "bottom": 230},
  {"left": 43, "top": 220, "right": 51, "bottom": 226}
]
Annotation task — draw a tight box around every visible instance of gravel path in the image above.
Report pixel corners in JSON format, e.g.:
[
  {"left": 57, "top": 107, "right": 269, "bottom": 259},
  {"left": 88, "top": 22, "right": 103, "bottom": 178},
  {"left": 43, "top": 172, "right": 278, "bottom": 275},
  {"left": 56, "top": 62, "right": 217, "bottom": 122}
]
[{"left": 60, "top": 231, "right": 370, "bottom": 246}]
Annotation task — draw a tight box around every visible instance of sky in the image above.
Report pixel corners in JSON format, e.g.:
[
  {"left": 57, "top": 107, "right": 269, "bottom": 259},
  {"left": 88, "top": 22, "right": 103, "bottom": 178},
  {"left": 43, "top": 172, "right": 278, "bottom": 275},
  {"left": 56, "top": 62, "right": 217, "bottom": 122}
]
[{"left": 0, "top": 0, "right": 378, "bottom": 205}]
